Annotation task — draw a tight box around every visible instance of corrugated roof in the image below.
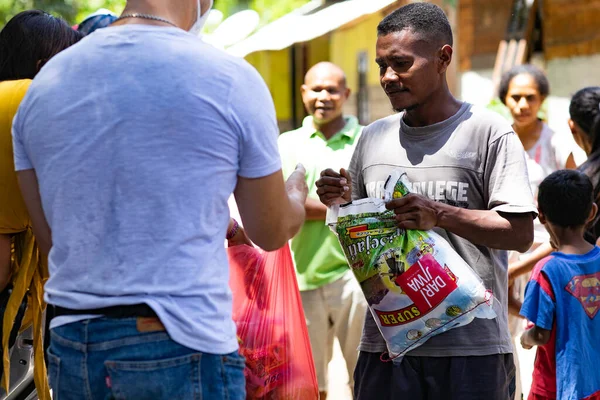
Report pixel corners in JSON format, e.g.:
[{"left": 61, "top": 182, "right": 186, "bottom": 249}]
[{"left": 227, "top": 0, "right": 397, "bottom": 57}]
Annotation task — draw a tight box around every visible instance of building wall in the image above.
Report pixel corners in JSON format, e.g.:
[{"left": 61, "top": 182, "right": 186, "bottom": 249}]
[
  {"left": 542, "top": 0, "right": 600, "bottom": 60},
  {"left": 330, "top": 10, "right": 397, "bottom": 123},
  {"left": 244, "top": 35, "right": 332, "bottom": 131},
  {"left": 546, "top": 54, "right": 600, "bottom": 98},
  {"left": 458, "top": 0, "right": 512, "bottom": 72},
  {"left": 245, "top": 49, "right": 292, "bottom": 130},
  {"left": 330, "top": 12, "right": 383, "bottom": 93}
]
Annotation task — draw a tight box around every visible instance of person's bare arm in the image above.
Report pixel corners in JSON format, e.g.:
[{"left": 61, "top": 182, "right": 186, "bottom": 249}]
[
  {"left": 305, "top": 198, "right": 328, "bottom": 221},
  {"left": 386, "top": 194, "right": 534, "bottom": 253},
  {"left": 565, "top": 153, "right": 577, "bottom": 169},
  {"left": 435, "top": 204, "right": 533, "bottom": 253},
  {"left": 16, "top": 169, "right": 52, "bottom": 256},
  {"left": 507, "top": 284, "right": 524, "bottom": 318},
  {"left": 226, "top": 218, "right": 253, "bottom": 247},
  {"left": 235, "top": 165, "right": 307, "bottom": 251},
  {"left": 317, "top": 170, "right": 533, "bottom": 251},
  {"left": 508, "top": 242, "right": 553, "bottom": 285},
  {"left": 315, "top": 168, "right": 352, "bottom": 206},
  {"left": 520, "top": 326, "right": 551, "bottom": 349}
]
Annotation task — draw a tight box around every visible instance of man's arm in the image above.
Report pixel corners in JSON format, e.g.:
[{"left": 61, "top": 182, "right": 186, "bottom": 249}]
[
  {"left": 386, "top": 194, "right": 534, "bottom": 252},
  {"left": 305, "top": 198, "right": 328, "bottom": 220},
  {"left": 16, "top": 169, "right": 52, "bottom": 256},
  {"left": 436, "top": 204, "right": 534, "bottom": 252},
  {"left": 520, "top": 326, "right": 551, "bottom": 349},
  {"left": 508, "top": 242, "right": 554, "bottom": 285},
  {"left": 507, "top": 285, "right": 524, "bottom": 317},
  {"left": 226, "top": 218, "right": 253, "bottom": 247},
  {"left": 235, "top": 166, "right": 307, "bottom": 251}
]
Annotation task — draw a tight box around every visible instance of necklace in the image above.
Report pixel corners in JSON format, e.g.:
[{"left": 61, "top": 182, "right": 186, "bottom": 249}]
[{"left": 116, "top": 13, "right": 177, "bottom": 28}]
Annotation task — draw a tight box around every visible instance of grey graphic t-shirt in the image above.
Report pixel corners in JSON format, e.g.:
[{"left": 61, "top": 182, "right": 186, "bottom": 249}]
[{"left": 349, "top": 102, "right": 536, "bottom": 356}]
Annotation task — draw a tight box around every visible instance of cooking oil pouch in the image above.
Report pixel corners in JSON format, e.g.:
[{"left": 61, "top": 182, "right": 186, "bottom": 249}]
[{"left": 327, "top": 170, "right": 496, "bottom": 361}]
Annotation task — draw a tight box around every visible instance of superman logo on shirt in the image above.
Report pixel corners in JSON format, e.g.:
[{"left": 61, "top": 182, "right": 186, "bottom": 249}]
[{"left": 565, "top": 273, "right": 600, "bottom": 319}]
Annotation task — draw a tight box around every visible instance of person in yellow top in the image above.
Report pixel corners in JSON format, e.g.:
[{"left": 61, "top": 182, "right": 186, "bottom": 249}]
[{"left": 0, "top": 10, "right": 82, "bottom": 398}]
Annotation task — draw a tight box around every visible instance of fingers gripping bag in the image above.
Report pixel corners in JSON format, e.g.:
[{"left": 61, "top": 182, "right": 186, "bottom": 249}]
[
  {"left": 228, "top": 244, "right": 319, "bottom": 400},
  {"left": 327, "top": 170, "right": 496, "bottom": 362}
]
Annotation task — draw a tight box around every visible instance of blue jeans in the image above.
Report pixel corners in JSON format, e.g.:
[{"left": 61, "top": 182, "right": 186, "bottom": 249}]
[{"left": 47, "top": 317, "right": 246, "bottom": 400}]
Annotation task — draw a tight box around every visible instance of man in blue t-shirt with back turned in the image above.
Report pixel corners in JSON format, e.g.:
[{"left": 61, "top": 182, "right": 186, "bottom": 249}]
[
  {"left": 520, "top": 170, "right": 600, "bottom": 400},
  {"left": 11, "top": 0, "right": 308, "bottom": 398}
]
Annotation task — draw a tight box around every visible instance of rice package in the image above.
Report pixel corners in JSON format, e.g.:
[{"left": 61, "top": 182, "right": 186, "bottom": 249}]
[{"left": 327, "top": 170, "right": 496, "bottom": 360}]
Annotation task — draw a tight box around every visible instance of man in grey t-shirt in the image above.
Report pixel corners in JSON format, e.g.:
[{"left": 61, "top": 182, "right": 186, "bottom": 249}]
[{"left": 316, "top": 4, "right": 535, "bottom": 399}]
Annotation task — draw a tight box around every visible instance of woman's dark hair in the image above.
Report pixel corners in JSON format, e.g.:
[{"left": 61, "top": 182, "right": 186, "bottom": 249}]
[
  {"left": 570, "top": 87, "right": 600, "bottom": 157},
  {"left": 570, "top": 86, "right": 600, "bottom": 243},
  {"left": 498, "top": 64, "right": 550, "bottom": 105},
  {"left": 0, "top": 10, "right": 83, "bottom": 81}
]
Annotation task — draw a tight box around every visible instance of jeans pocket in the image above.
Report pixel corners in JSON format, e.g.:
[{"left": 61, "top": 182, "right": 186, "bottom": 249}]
[
  {"left": 221, "top": 352, "right": 246, "bottom": 400},
  {"left": 222, "top": 351, "right": 246, "bottom": 369},
  {"left": 47, "top": 349, "right": 60, "bottom": 397},
  {"left": 105, "top": 353, "right": 202, "bottom": 400}
]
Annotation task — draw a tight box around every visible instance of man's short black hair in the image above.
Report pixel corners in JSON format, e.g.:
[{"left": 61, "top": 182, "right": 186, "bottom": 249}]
[
  {"left": 538, "top": 170, "right": 594, "bottom": 228},
  {"left": 377, "top": 2, "right": 453, "bottom": 46},
  {"left": 498, "top": 64, "right": 550, "bottom": 105}
]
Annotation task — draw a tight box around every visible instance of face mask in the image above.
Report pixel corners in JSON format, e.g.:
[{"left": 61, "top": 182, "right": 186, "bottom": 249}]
[{"left": 189, "top": 0, "right": 213, "bottom": 35}]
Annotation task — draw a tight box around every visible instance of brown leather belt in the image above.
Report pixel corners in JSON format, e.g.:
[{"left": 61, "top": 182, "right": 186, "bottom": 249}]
[{"left": 53, "top": 303, "right": 157, "bottom": 319}]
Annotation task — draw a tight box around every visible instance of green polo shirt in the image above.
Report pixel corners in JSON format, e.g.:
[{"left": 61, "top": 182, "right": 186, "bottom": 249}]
[{"left": 278, "top": 116, "right": 363, "bottom": 291}]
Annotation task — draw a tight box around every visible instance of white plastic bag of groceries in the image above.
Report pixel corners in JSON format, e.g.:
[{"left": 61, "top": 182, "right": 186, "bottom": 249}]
[{"left": 327, "top": 169, "right": 496, "bottom": 362}]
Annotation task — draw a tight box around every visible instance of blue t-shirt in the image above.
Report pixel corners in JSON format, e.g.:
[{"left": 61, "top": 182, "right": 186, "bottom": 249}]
[
  {"left": 12, "top": 25, "right": 281, "bottom": 354},
  {"left": 521, "top": 246, "right": 600, "bottom": 400}
]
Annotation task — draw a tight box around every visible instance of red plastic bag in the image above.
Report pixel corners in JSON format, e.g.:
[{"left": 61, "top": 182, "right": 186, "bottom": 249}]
[{"left": 228, "top": 244, "right": 319, "bottom": 400}]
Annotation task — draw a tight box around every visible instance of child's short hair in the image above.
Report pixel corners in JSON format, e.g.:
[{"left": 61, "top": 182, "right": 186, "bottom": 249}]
[{"left": 538, "top": 170, "right": 594, "bottom": 227}]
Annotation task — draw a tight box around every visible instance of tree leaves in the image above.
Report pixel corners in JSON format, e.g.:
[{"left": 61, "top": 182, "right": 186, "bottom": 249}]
[{"left": 0, "top": 0, "right": 308, "bottom": 28}]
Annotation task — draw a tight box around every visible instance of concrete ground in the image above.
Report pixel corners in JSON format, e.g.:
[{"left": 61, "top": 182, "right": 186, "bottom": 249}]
[{"left": 326, "top": 339, "right": 353, "bottom": 400}]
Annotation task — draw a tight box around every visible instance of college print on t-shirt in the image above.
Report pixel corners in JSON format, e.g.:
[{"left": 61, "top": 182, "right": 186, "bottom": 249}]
[
  {"left": 565, "top": 272, "right": 600, "bottom": 319},
  {"left": 365, "top": 180, "right": 470, "bottom": 209}
]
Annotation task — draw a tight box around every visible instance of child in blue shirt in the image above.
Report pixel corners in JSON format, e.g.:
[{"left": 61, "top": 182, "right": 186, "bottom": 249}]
[{"left": 520, "top": 169, "right": 600, "bottom": 400}]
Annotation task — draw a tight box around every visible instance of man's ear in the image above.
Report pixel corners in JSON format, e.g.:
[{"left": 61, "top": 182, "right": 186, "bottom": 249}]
[
  {"left": 587, "top": 203, "right": 598, "bottom": 225},
  {"left": 300, "top": 84, "right": 311, "bottom": 108},
  {"left": 342, "top": 86, "right": 351, "bottom": 102},
  {"left": 300, "top": 84, "right": 308, "bottom": 97},
  {"left": 538, "top": 210, "right": 547, "bottom": 225},
  {"left": 568, "top": 118, "right": 577, "bottom": 134},
  {"left": 438, "top": 45, "right": 453, "bottom": 74}
]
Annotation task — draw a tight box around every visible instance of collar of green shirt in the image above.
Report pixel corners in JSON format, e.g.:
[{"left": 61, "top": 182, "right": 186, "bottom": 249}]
[{"left": 302, "top": 115, "right": 361, "bottom": 143}]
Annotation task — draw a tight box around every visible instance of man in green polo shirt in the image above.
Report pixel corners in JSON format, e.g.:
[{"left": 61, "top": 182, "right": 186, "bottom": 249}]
[{"left": 278, "top": 62, "right": 367, "bottom": 399}]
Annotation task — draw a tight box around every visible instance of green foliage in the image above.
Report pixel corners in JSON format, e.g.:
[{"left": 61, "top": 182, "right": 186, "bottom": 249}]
[
  {"left": 486, "top": 96, "right": 549, "bottom": 123},
  {"left": 247, "top": 0, "right": 310, "bottom": 24},
  {"left": 0, "top": 0, "right": 309, "bottom": 27},
  {"left": 486, "top": 97, "right": 512, "bottom": 121},
  {"left": 0, "top": 0, "right": 126, "bottom": 26}
]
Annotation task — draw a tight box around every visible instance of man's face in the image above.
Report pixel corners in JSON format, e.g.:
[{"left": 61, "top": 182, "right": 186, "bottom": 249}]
[
  {"left": 376, "top": 30, "right": 443, "bottom": 112},
  {"left": 301, "top": 69, "right": 349, "bottom": 124}
]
